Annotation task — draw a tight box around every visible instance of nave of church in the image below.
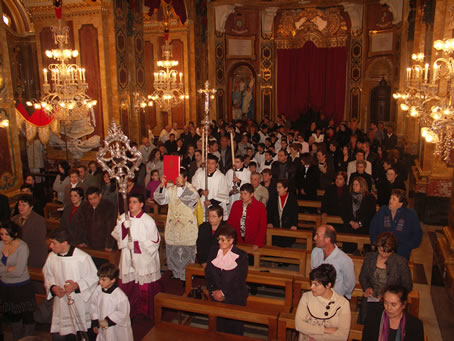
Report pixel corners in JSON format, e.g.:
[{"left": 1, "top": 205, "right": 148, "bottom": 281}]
[{"left": 1, "top": 0, "right": 454, "bottom": 340}]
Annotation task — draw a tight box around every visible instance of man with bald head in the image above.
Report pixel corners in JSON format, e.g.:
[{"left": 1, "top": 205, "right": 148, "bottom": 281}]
[{"left": 311, "top": 225, "right": 356, "bottom": 299}]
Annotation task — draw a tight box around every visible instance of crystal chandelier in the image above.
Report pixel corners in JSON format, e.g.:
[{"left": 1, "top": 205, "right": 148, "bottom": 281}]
[
  {"left": 393, "top": 39, "right": 454, "bottom": 163},
  {"left": 149, "top": 37, "right": 188, "bottom": 112},
  {"left": 26, "top": 20, "right": 97, "bottom": 121}
]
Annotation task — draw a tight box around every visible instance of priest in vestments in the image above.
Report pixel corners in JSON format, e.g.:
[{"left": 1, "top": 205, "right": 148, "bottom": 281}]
[
  {"left": 154, "top": 169, "right": 200, "bottom": 281},
  {"left": 42, "top": 228, "right": 98, "bottom": 339},
  {"left": 111, "top": 193, "right": 161, "bottom": 320},
  {"left": 192, "top": 153, "right": 230, "bottom": 220}
]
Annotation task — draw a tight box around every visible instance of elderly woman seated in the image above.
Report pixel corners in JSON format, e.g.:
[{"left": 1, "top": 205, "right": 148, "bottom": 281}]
[
  {"left": 295, "top": 264, "right": 351, "bottom": 341},
  {"left": 358, "top": 232, "right": 412, "bottom": 324}
]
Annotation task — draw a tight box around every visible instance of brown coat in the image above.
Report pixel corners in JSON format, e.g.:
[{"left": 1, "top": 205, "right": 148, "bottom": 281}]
[
  {"left": 79, "top": 199, "right": 117, "bottom": 250},
  {"left": 11, "top": 211, "right": 48, "bottom": 268}
]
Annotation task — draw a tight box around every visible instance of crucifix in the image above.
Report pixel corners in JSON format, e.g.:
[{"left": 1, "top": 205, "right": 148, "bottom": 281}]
[{"left": 197, "top": 81, "right": 217, "bottom": 219}]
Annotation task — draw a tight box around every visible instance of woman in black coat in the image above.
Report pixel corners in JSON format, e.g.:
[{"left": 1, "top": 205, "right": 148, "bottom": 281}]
[
  {"left": 362, "top": 285, "right": 424, "bottom": 341},
  {"left": 341, "top": 176, "right": 376, "bottom": 253},
  {"left": 321, "top": 172, "right": 350, "bottom": 217},
  {"left": 205, "top": 224, "right": 248, "bottom": 335},
  {"left": 196, "top": 205, "right": 228, "bottom": 267},
  {"left": 267, "top": 179, "right": 299, "bottom": 247},
  {"left": 59, "top": 187, "right": 87, "bottom": 245}
]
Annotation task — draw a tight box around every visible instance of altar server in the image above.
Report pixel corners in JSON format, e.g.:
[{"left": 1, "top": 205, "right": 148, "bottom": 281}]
[
  {"left": 225, "top": 155, "right": 251, "bottom": 214},
  {"left": 192, "top": 154, "right": 229, "bottom": 220},
  {"left": 90, "top": 263, "right": 133, "bottom": 341},
  {"left": 111, "top": 193, "right": 161, "bottom": 320},
  {"left": 43, "top": 228, "right": 98, "bottom": 340}
]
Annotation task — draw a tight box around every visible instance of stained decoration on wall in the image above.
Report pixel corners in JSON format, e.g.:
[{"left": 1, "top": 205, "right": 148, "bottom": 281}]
[
  {"left": 231, "top": 65, "right": 255, "bottom": 120},
  {"left": 231, "top": 13, "right": 248, "bottom": 34},
  {"left": 145, "top": 0, "right": 187, "bottom": 24},
  {"left": 276, "top": 7, "right": 348, "bottom": 49}
]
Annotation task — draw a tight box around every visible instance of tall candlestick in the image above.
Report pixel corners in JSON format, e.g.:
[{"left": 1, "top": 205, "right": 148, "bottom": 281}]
[
  {"left": 43, "top": 68, "right": 48, "bottom": 84},
  {"left": 424, "top": 63, "right": 429, "bottom": 82},
  {"left": 230, "top": 130, "right": 235, "bottom": 167},
  {"left": 433, "top": 63, "right": 438, "bottom": 81},
  {"left": 179, "top": 72, "right": 183, "bottom": 83},
  {"left": 82, "top": 68, "right": 86, "bottom": 82},
  {"left": 406, "top": 68, "right": 411, "bottom": 80},
  {"left": 201, "top": 129, "right": 205, "bottom": 164}
]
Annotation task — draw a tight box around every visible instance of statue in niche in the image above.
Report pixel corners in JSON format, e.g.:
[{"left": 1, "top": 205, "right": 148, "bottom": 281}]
[
  {"left": 370, "top": 77, "right": 391, "bottom": 122},
  {"left": 231, "top": 65, "right": 255, "bottom": 120}
]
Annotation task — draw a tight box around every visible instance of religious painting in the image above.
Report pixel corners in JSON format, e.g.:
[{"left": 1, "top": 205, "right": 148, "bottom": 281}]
[{"left": 230, "top": 64, "right": 255, "bottom": 120}]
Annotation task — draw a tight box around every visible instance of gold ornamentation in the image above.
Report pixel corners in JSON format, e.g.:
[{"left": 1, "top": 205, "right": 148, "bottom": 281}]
[{"left": 276, "top": 7, "right": 348, "bottom": 49}]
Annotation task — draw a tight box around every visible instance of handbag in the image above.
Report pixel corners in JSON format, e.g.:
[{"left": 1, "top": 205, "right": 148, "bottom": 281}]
[
  {"left": 357, "top": 297, "right": 368, "bottom": 324},
  {"left": 187, "top": 286, "right": 209, "bottom": 301}
]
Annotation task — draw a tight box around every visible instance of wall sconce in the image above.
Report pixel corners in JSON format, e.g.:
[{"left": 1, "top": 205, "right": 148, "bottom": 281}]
[{"left": 0, "top": 109, "right": 9, "bottom": 128}]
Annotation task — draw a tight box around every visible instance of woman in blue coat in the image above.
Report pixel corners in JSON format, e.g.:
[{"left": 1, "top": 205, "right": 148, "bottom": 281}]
[{"left": 370, "top": 189, "right": 422, "bottom": 260}]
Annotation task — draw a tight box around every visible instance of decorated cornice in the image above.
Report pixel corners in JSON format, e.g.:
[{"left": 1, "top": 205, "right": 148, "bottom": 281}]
[
  {"left": 25, "top": 0, "right": 110, "bottom": 20},
  {"left": 275, "top": 6, "right": 349, "bottom": 49}
]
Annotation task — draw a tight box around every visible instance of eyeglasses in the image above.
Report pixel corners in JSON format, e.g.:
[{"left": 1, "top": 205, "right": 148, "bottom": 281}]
[{"left": 217, "top": 237, "right": 231, "bottom": 242}]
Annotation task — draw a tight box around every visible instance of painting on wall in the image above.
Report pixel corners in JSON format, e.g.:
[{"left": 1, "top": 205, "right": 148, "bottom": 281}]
[{"left": 231, "top": 65, "right": 255, "bottom": 120}]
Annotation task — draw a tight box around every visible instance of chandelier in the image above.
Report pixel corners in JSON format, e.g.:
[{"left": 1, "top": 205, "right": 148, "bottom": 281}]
[
  {"left": 26, "top": 20, "right": 97, "bottom": 121},
  {"left": 149, "top": 36, "right": 188, "bottom": 112},
  {"left": 393, "top": 39, "right": 454, "bottom": 163}
]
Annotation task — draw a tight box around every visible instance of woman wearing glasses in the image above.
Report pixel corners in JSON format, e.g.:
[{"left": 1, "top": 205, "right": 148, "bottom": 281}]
[
  {"left": 205, "top": 224, "right": 248, "bottom": 335},
  {"left": 295, "top": 264, "right": 351, "bottom": 341}
]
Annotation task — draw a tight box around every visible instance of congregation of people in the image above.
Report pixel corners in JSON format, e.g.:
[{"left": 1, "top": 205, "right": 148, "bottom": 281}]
[{"left": 0, "top": 113, "right": 426, "bottom": 341}]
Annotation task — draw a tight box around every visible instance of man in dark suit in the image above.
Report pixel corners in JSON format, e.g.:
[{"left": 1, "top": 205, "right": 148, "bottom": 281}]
[
  {"left": 296, "top": 153, "right": 319, "bottom": 200},
  {"left": 219, "top": 136, "right": 233, "bottom": 174},
  {"left": 383, "top": 125, "right": 398, "bottom": 151}
]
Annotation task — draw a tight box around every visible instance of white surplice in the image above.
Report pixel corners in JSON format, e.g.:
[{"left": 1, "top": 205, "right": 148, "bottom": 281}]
[
  {"left": 191, "top": 168, "right": 229, "bottom": 220},
  {"left": 225, "top": 167, "right": 251, "bottom": 214},
  {"left": 111, "top": 212, "right": 161, "bottom": 285},
  {"left": 90, "top": 285, "right": 133, "bottom": 341},
  {"left": 43, "top": 247, "right": 98, "bottom": 336}
]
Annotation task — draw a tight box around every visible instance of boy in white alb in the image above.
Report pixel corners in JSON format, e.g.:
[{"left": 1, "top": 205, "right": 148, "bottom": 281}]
[{"left": 90, "top": 263, "right": 133, "bottom": 341}]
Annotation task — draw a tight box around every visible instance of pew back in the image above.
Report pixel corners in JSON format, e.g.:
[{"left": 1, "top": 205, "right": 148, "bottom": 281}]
[{"left": 147, "top": 293, "right": 278, "bottom": 341}]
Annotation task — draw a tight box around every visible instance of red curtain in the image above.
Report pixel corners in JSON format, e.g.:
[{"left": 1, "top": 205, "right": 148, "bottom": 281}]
[{"left": 277, "top": 41, "right": 347, "bottom": 123}]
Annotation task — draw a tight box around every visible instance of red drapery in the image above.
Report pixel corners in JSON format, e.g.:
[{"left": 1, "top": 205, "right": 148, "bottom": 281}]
[{"left": 277, "top": 41, "right": 347, "bottom": 123}]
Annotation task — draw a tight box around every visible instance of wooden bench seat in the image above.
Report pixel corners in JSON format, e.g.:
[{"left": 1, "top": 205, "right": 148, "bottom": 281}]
[
  {"left": 238, "top": 244, "right": 307, "bottom": 275},
  {"left": 266, "top": 227, "right": 313, "bottom": 251},
  {"left": 184, "top": 263, "right": 293, "bottom": 313},
  {"left": 144, "top": 293, "right": 278, "bottom": 341},
  {"left": 79, "top": 247, "right": 120, "bottom": 265},
  {"left": 297, "top": 200, "right": 322, "bottom": 209}
]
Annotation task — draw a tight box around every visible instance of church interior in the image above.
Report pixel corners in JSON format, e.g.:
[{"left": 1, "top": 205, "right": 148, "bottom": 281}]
[{"left": 1, "top": 0, "right": 454, "bottom": 340}]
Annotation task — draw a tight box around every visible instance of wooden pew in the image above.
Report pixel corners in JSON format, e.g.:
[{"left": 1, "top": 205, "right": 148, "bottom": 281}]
[
  {"left": 297, "top": 200, "right": 322, "bottom": 210},
  {"left": 149, "top": 213, "right": 167, "bottom": 229},
  {"left": 79, "top": 247, "right": 120, "bottom": 265},
  {"left": 298, "top": 213, "right": 321, "bottom": 229},
  {"left": 238, "top": 244, "right": 307, "bottom": 276},
  {"left": 29, "top": 267, "right": 44, "bottom": 282},
  {"left": 184, "top": 263, "right": 293, "bottom": 313},
  {"left": 277, "top": 311, "right": 364, "bottom": 341},
  {"left": 43, "top": 202, "right": 64, "bottom": 232},
  {"left": 265, "top": 227, "right": 313, "bottom": 251},
  {"left": 144, "top": 293, "right": 278, "bottom": 341}
]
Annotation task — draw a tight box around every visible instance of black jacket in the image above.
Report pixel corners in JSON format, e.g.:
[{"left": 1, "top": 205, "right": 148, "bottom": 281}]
[
  {"left": 267, "top": 192, "right": 299, "bottom": 228},
  {"left": 219, "top": 147, "right": 233, "bottom": 174},
  {"left": 0, "top": 194, "right": 10, "bottom": 223},
  {"left": 60, "top": 201, "right": 89, "bottom": 245},
  {"left": 296, "top": 165, "right": 319, "bottom": 200},
  {"left": 341, "top": 193, "right": 377, "bottom": 235},
  {"left": 196, "top": 221, "right": 228, "bottom": 264},
  {"left": 321, "top": 184, "right": 350, "bottom": 216},
  {"left": 362, "top": 308, "right": 424, "bottom": 341},
  {"left": 205, "top": 245, "right": 248, "bottom": 306}
]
